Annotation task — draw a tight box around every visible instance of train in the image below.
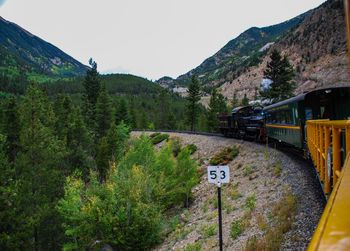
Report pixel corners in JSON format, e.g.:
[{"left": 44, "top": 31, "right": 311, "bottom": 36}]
[{"left": 218, "top": 86, "right": 350, "bottom": 156}]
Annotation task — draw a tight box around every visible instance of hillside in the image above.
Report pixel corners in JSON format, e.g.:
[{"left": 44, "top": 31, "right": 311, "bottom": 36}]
[
  {"left": 159, "top": 0, "right": 350, "bottom": 104},
  {"left": 0, "top": 16, "right": 88, "bottom": 82},
  {"left": 157, "top": 11, "right": 308, "bottom": 90},
  {"left": 219, "top": 0, "right": 350, "bottom": 102}
]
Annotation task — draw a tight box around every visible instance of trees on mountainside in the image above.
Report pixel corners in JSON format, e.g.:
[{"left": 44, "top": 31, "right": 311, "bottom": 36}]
[
  {"left": 207, "top": 89, "right": 228, "bottom": 132},
  {"left": 260, "top": 49, "right": 296, "bottom": 103},
  {"left": 186, "top": 76, "right": 201, "bottom": 131}
]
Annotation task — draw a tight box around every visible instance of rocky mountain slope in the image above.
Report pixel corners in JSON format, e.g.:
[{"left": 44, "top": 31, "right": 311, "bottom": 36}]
[
  {"left": 220, "top": 0, "right": 350, "bottom": 102},
  {"left": 0, "top": 16, "right": 88, "bottom": 82},
  {"left": 159, "top": 0, "right": 350, "bottom": 104},
  {"left": 157, "top": 13, "right": 306, "bottom": 90}
]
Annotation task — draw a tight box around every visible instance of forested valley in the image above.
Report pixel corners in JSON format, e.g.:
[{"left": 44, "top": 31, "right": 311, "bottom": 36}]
[{"left": 0, "top": 59, "right": 222, "bottom": 250}]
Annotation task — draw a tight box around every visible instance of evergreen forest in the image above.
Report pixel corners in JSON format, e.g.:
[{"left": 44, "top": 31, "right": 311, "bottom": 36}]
[{"left": 0, "top": 61, "right": 208, "bottom": 250}]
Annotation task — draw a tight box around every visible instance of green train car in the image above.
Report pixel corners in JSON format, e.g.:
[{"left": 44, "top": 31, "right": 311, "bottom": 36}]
[{"left": 263, "top": 86, "right": 350, "bottom": 149}]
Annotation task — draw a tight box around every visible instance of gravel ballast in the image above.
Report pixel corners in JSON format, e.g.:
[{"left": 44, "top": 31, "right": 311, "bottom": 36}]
[{"left": 131, "top": 132, "right": 325, "bottom": 251}]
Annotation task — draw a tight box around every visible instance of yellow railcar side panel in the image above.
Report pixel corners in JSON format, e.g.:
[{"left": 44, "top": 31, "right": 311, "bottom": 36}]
[{"left": 308, "top": 154, "right": 350, "bottom": 250}]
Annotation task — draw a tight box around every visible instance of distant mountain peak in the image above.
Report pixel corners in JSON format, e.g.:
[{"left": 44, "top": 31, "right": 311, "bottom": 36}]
[{"left": 0, "top": 16, "right": 88, "bottom": 82}]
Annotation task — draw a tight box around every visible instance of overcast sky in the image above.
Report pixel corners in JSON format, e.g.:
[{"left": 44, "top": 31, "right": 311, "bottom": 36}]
[{"left": 1, "top": 0, "right": 326, "bottom": 80}]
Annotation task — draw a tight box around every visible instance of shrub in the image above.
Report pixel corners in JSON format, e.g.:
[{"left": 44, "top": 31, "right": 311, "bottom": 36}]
[
  {"left": 168, "top": 137, "right": 182, "bottom": 157},
  {"left": 231, "top": 145, "right": 239, "bottom": 158},
  {"left": 243, "top": 192, "right": 297, "bottom": 251},
  {"left": 229, "top": 184, "right": 242, "bottom": 200},
  {"left": 273, "top": 160, "right": 282, "bottom": 177},
  {"left": 230, "top": 219, "right": 244, "bottom": 240},
  {"left": 245, "top": 195, "right": 256, "bottom": 211},
  {"left": 183, "top": 144, "right": 197, "bottom": 155},
  {"left": 151, "top": 133, "right": 169, "bottom": 144},
  {"left": 209, "top": 146, "right": 239, "bottom": 165},
  {"left": 185, "top": 242, "right": 201, "bottom": 251},
  {"left": 256, "top": 213, "right": 268, "bottom": 231},
  {"left": 201, "top": 224, "right": 217, "bottom": 238},
  {"left": 149, "top": 132, "right": 161, "bottom": 138},
  {"left": 243, "top": 165, "right": 254, "bottom": 177}
]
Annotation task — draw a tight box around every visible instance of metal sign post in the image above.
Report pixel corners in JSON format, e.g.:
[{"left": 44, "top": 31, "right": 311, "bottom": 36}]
[
  {"left": 217, "top": 182, "right": 223, "bottom": 251},
  {"left": 208, "top": 166, "right": 230, "bottom": 251}
]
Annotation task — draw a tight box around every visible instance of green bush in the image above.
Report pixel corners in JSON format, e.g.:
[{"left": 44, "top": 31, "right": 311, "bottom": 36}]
[
  {"left": 209, "top": 146, "right": 239, "bottom": 165},
  {"left": 151, "top": 133, "right": 169, "bottom": 144},
  {"left": 168, "top": 137, "right": 182, "bottom": 157},
  {"left": 58, "top": 136, "right": 200, "bottom": 250},
  {"left": 149, "top": 132, "right": 161, "bottom": 138},
  {"left": 183, "top": 144, "right": 197, "bottom": 155},
  {"left": 201, "top": 224, "right": 217, "bottom": 238},
  {"left": 230, "top": 219, "right": 244, "bottom": 240},
  {"left": 245, "top": 195, "right": 256, "bottom": 211},
  {"left": 231, "top": 145, "right": 239, "bottom": 158},
  {"left": 185, "top": 242, "right": 202, "bottom": 251},
  {"left": 243, "top": 165, "right": 254, "bottom": 177}
]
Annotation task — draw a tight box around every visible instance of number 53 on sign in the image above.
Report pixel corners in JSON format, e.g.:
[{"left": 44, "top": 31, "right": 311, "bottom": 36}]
[{"left": 207, "top": 166, "right": 230, "bottom": 184}]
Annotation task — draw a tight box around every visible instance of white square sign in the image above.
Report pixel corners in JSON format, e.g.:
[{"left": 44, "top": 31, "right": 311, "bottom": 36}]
[{"left": 208, "top": 166, "right": 230, "bottom": 184}]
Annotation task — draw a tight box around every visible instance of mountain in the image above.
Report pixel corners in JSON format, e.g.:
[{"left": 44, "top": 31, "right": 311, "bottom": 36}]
[
  {"left": 157, "top": 11, "right": 308, "bottom": 89},
  {"left": 219, "top": 0, "right": 349, "bottom": 103},
  {"left": 0, "top": 16, "right": 88, "bottom": 82},
  {"left": 159, "top": 0, "right": 350, "bottom": 105}
]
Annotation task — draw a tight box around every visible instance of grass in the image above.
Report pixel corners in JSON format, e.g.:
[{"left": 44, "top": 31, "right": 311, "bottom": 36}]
[
  {"left": 245, "top": 195, "right": 256, "bottom": 211},
  {"left": 149, "top": 132, "right": 161, "bottom": 138},
  {"left": 209, "top": 145, "right": 239, "bottom": 165},
  {"left": 244, "top": 192, "right": 297, "bottom": 251},
  {"left": 230, "top": 219, "right": 244, "bottom": 240},
  {"left": 184, "top": 242, "right": 202, "bottom": 251},
  {"left": 174, "top": 225, "right": 191, "bottom": 241},
  {"left": 243, "top": 165, "right": 254, "bottom": 176},
  {"left": 168, "top": 137, "right": 182, "bottom": 157},
  {"left": 256, "top": 213, "right": 268, "bottom": 231},
  {"left": 201, "top": 224, "right": 217, "bottom": 238},
  {"left": 183, "top": 144, "right": 198, "bottom": 155},
  {"left": 272, "top": 160, "right": 282, "bottom": 177},
  {"left": 151, "top": 133, "right": 169, "bottom": 144},
  {"left": 228, "top": 183, "right": 242, "bottom": 200}
]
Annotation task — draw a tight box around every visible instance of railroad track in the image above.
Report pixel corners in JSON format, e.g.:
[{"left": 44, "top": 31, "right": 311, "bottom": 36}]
[{"left": 132, "top": 129, "right": 224, "bottom": 137}]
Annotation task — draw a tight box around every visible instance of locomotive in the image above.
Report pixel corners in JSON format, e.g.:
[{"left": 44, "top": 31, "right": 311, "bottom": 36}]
[{"left": 219, "top": 86, "right": 350, "bottom": 153}]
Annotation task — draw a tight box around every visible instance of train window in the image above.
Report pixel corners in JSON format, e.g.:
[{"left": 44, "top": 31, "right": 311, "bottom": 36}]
[{"left": 266, "top": 107, "right": 293, "bottom": 125}]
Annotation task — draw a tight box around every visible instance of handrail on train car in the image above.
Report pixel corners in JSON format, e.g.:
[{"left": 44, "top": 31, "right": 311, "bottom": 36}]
[
  {"left": 307, "top": 152, "right": 350, "bottom": 250},
  {"left": 306, "top": 120, "right": 350, "bottom": 194}
]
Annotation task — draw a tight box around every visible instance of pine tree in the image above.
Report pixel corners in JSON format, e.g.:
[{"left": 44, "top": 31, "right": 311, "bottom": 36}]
[
  {"left": 231, "top": 92, "right": 239, "bottom": 109},
  {"left": 83, "top": 58, "right": 101, "bottom": 129},
  {"left": 115, "top": 98, "right": 130, "bottom": 126},
  {"left": 54, "top": 94, "right": 74, "bottom": 140},
  {"left": 96, "top": 137, "right": 110, "bottom": 182},
  {"left": 15, "top": 84, "right": 67, "bottom": 250},
  {"left": 157, "top": 89, "right": 172, "bottom": 129},
  {"left": 95, "top": 84, "right": 113, "bottom": 139},
  {"left": 106, "top": 121, "right": 130, "bottom": 163},
  {"left": 207, "top": 89, "right": 228, "bottom": 132},
  {"left": 260, "top": 49, "right": 296, "bottom": 103},
  {"left": 66, "top": 107, "right": 93, "bottom": 179},
  {"left": 0, "top": 134, "right": 19, "bottom": 250},
  {"left": 241, "top": 94, "right": 249, "bottom": 106},
  {"left": 186, "top": 76, "right": 201, "bottom": 131},
  {"left": 1, "top": 96, "right": 20, "bottom": 163}
]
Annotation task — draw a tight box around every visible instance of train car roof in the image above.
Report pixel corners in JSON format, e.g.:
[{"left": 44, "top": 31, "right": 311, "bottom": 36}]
[
  {"left": 232, "top": 106, "right": 251, "bottom": 114},
  {"left": 263, "top": 93, "right": 306, "bottom": 110},
  {"left": 263, "top": 86, "right": 350, "bottom": 111}
]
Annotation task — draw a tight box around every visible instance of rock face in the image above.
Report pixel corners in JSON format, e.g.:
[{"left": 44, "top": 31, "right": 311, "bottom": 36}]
[
  {"left": 219, "top": 0, "right": 350, "bottom": 102},
  {"left": 158, "top": 0, "right": 350, "bottom": 103}
]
